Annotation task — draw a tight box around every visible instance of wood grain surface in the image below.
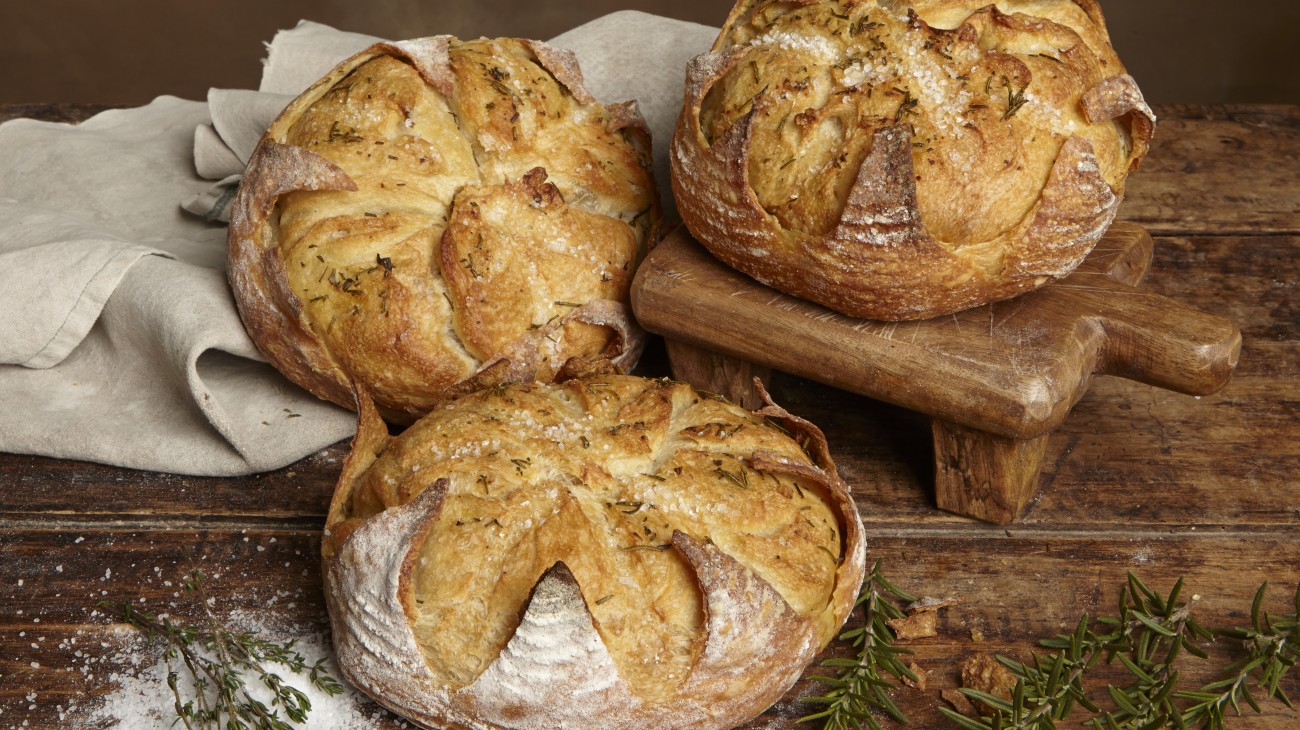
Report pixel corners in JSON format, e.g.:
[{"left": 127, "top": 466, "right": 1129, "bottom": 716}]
[
  {"left": 1, "top": 103, "right": 1297, "bottom": 728},
  {"left": 632, "top": 222, "right": 1240, "bottom": 440}
]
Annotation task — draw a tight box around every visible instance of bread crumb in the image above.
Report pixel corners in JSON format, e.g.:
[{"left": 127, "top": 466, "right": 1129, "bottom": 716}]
[
  {"left": 941, "top": 688, "right": 977, "bottom": 716},
  {"left": 962, "top": 653, "right": 1017, "bottom": 701},
  {"left": 887, "top": 610, "right": 937, "bottom": 639},
  {"left": 902, "top": 662, "right": 928, "bottom": 690},
  {"left": 887, "top": 594, "right": 958, "bottom": 638},
  {"left": 906, "top": 596, "right": 960, "bottom": 614}
]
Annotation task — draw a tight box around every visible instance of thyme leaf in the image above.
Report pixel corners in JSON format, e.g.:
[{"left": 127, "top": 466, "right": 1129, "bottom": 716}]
[
  {"left": 1002, "top": 84, "right": 1029, "bottom": 121},
  {"left": 98, "top": 570, "right": 343, "bottom": 730},
  {"left": 894, "top": 87, "right": 919, "bottom": 122}
]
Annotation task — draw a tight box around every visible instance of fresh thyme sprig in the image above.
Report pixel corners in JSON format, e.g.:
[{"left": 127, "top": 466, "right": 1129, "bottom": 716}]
[
  {"left": 99, "top": 570, "right": 344, "bottom": 730},
  {"left": 800, "top": 559, "right": 919, "bottom": 730}
]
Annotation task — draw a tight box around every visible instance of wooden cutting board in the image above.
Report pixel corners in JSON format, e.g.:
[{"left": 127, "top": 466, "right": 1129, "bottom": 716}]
[{"left": 630, "top": 221, "right": 1242, "bottom": 523}]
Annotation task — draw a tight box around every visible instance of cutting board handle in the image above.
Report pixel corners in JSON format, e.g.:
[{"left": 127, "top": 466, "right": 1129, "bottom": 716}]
[
  {"left": 634, "top": 222, "right": 1244, "bottom": 523},
  {"left": 1080, "top": 280, "right": 1242, "bottom": 395}
]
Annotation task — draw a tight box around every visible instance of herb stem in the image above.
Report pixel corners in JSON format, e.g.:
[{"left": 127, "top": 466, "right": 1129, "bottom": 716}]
[
  {"left": 99, "top": 570, "right": 344, "bottom": 729},
  {"left": 942, "top": 576, "right": 1299, "bottom": 730},
  {"left": 800, "top": 559, "right": 917, "bottom": 730}
]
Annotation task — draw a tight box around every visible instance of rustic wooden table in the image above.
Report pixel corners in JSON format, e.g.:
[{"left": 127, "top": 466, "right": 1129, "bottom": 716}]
[{"left": 1, "top": 103, "right": 1297, "bottom": 728}]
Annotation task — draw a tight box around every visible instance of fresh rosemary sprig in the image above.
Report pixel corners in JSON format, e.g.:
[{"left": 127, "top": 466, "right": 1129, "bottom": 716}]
[
  {"left": 941, "top": 575, "right": 1300, "bottom": 730},
  {"left": 1073, "top": 575, "right": 1210, "bottom": 729},
  {"left": 1176, "top": 582, "right": 1299, "bottom": 728},
  {"left": 800, "top": 559, "right": 919, "bottom": 730},
  {"left": 941, "top": 574, "right": 1207, "bottom": 730},
  {"left": 99, "top": 569, "right": 344, "bottom": 730}
]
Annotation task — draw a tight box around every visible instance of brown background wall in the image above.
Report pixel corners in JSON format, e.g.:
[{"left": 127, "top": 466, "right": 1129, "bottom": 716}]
[{"left": 1, "top": 0, "right": 1297, "bottom": 106}]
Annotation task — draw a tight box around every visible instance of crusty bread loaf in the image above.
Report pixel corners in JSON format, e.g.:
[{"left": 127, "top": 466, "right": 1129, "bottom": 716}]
[
  {"left": 322, "top": 374, "right": 866, "bottom": 730},
  {"left": 228, "top": 37, "right": 659, "bottom": 423},
  {"left": 672, "top": 0, "right": 1155, "bottom": 320}
]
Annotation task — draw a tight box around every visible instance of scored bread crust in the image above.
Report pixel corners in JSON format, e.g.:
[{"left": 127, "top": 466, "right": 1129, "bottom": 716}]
[
  {"left": 322, "top": 375, "right": 867, "bottom": 730},
  {"left": 671, "top": 0, "right": 1155, "bottom": 321},
  {"left": 228, "top": 37, "right": 659, "bottom": 423}
]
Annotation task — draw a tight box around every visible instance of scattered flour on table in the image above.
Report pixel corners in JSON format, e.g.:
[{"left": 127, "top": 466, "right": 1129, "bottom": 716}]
[{"left": 65, "top": 610, "right": 403, "bottom": 729}]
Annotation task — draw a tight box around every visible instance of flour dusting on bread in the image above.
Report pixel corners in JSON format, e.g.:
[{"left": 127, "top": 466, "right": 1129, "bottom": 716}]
[{"left": 323, "top": 375, "right": 866, "bottom": 730}]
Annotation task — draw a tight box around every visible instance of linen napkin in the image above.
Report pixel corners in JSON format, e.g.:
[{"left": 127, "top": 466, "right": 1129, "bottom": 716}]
[{"left": 0, "top": 12, "right": 716, "bottom": 476}]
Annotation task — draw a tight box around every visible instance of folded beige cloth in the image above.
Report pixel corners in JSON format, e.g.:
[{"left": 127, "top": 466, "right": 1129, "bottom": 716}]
[{"left": 0, "top": 13, "right": 715, "bottom": 476}]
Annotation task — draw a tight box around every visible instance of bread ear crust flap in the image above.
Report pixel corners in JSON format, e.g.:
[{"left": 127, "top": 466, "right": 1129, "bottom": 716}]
[
  {"left": 671, "top": 0, "right": 1155, "bottom": 321},
  {"left": 327, "top": 510, "right": 861, "bottom": 730},
  {"left": 227, "top": 140, "right": 357, "bottom": 409},
  {"left": 322, "top": 385, "right": 391, "bottom": 562},
  {"left": 322, "top": 375, "right": 867, "bottom": 730},
  {"left": 228, "top": 36, "right": 660, "bottom": 423}
]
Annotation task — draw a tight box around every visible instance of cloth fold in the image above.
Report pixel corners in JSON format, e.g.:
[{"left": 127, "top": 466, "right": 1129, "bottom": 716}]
[
  {"left": 0, "top": 97, "right": 355, "bottom": 474},
  {"left": 181, "top": 89, "right": 295, "bottom": 222},
  {"left": 0, "top": 13, "right": 716, "bottom": 476}
]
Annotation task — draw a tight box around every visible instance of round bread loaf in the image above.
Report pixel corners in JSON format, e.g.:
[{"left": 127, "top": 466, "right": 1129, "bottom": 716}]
[
  {"left": 323, "top": 374, "right": 866, "bottom": 730},
  {"left": 228, "top": 37, "right": 659, "bottom": 423},
  {"left": 672, "top": 0, "right": 1155, "bottom": 320}
]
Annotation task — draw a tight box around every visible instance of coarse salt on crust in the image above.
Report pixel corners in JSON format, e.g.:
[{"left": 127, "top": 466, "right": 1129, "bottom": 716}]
[
  {"left": 752, "top": 30, "right": 838, "bottom": 60},
  {"left": 671, "top": 0, "right": 1156, "bottom": 321}
]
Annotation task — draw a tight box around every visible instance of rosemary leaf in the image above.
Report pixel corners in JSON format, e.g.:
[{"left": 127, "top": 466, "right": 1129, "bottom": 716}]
[
  {"left": 1174, "top": 581, "right": 1300, "bottom": 728},
  {"left": 945, "top": 575, "right": 1300, "bottom": 730},
  {"left": 799, "top": 560, "right": 917, "bottom": 729},
  {"left": 941, "top": 707, "right": 992, "bottom": 730}
]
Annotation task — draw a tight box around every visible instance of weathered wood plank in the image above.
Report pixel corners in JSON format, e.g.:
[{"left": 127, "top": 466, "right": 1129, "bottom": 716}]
[
  {"left": 0, "top": 527, "right": 361, "bottom": 728},
  {"left": 3, "top": 379, "right": 1294, "bottom": 535},
  {"left": 4, "top": 361, "right": 1294, "bottom": 532},
  {"left": 1143, "top": 236, "right": 1299, "bottom": 346},
  {"left": 1120, "top": 105, "right": 1300, "bottom": 235},
  {"left": 773, "top": 367, "right": 1300, "bottom": 529},
  {"left": 2, "top": 528, "right": 1296, "bottom": 728},
  {"left": 0, "top": 446, "right": 345, "bottom": 522},
  {"left": 752, "top": 527, "right": 1300, "bottom": 729}
]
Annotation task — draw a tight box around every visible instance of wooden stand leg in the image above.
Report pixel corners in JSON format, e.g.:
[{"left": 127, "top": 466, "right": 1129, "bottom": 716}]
[
  {"left": 664, "top": 339, "right": 771, "bottom": 410},
  {"left": 932, "top": 420, "right": 1050, "bottom": 524}
]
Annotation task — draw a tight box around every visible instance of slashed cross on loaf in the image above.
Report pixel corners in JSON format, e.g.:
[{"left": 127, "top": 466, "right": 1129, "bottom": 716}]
[{"left": 322, "top": 375, "right": 867, "bottom": 730}]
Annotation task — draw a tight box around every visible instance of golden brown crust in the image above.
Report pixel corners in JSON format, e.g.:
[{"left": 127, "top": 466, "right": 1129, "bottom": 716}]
[
  {"left": 227, "top": 37, "right": 659, "bottom": 422},
  {"left": 228, "top": 140, "right": 359, "bottom": 408},
  {"left": 671, "top": 0, "right": 1155, "bottom": 321},
  {"left": 520, "top": 40, "right": 596, "bottom": 105},
  {"left": 323, "top": 374, "right": 867, "bottom": 730},
  {"left": 438, "top": 167, "right": 640, "bottom": 369}
]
